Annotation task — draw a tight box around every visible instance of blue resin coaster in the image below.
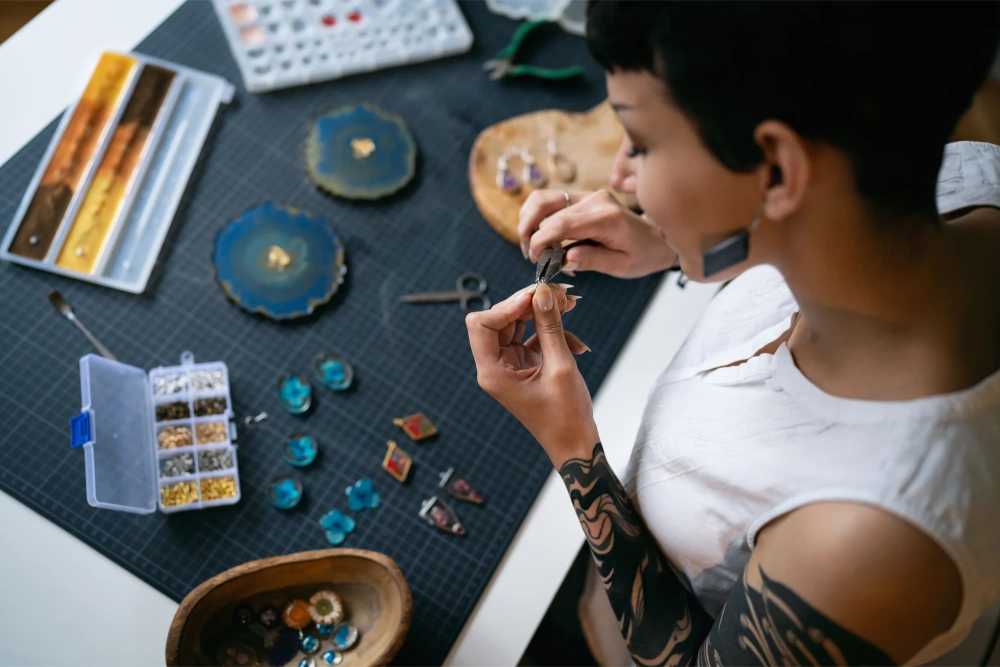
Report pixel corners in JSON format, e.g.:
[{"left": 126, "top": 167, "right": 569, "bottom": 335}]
[
  {"left": 306, "top": 104, "right": 417, "bottom": 200},
  {"left": 285, "top": 433, "right": 319, "bottom": 467},
  {"left": 314, "top": 353, "right": 354, "bottom": 391},
  {"left": 213, "top": 202, "right": 347, "bottom": 321}
]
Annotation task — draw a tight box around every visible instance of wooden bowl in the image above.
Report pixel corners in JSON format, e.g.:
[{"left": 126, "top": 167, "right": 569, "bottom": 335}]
[{"left": 165, "top": 549, "right": 412, "bottom": 666}]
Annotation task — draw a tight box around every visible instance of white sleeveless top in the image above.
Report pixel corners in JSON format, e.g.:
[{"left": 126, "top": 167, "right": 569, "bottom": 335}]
[{"left": 618, "top": 141, "right": 1000, "bottom": 665}]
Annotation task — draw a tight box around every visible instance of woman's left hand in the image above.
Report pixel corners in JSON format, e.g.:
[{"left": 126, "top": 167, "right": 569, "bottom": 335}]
[{"left": 466, "top": 282, "right": 599, "bottom": 467}]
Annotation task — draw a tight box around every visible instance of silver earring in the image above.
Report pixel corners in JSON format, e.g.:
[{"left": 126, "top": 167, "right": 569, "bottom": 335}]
[
  {"left": 547, "top": 137, "right": 576, "bottom": 183},
  {"left": 519, "top": 148, "right": 547, "bottom": 188},
  {"left": 496, "top": 152, "right": 520, "bottom": 194}
]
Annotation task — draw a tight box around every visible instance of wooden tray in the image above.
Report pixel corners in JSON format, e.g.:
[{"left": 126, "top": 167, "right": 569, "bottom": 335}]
[
  {"left": 468, "top": 100, "right": 631, "bottom": 244},
  {"left": 165, "top": 548, "right": 412, "bottom": 666}
]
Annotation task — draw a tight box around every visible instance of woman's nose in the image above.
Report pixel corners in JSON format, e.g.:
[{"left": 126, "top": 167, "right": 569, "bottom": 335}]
[{"left": 609, "top": 135, "right": 637, "bottom": 194}]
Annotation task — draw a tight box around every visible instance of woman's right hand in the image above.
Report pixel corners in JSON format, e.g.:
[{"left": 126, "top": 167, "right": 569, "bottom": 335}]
[{"left": 518, "top": 189, "right": 677, "bottom": 279}]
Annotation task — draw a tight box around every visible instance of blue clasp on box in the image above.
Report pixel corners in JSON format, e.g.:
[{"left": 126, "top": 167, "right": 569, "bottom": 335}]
[{"left": 70, "top": 411, "right": 93, "bottom": 449}]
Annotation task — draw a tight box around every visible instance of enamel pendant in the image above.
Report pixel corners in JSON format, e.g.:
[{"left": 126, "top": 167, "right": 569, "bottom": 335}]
[
  {"left": 419, "top": 496, "right": 465, "bottom": 536},
  {"left": 393, "top": 412, "right": 438, "bottom": 441},
  {"left": 382, "top": 440, "right": 413, "bottom": 483},
  {"left": 439, "top": 467, "right": 484, "bottom": 504}
]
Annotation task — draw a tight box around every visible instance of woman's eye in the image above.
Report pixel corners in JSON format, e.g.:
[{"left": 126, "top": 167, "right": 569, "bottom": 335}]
[{"left": 626, "top": 145, "right": 647, "bottom": 158}]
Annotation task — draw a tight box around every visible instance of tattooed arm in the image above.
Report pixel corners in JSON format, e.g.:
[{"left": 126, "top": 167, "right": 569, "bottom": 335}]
[{"left": 561, "top": 443, "right": 963, "bottom": 666}]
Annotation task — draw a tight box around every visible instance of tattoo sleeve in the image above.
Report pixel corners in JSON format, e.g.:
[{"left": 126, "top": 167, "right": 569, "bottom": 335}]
[
  {"left": 560, "top": 442, "right": 896, "bottom": 667},
  {"left": 560, "top": 442, "right": 714, "bottom": 665}
]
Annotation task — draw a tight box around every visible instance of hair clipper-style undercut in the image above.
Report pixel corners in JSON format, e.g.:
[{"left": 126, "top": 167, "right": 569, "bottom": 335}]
[{"left": 587, "top": 1, "right": 1000, "bottom": 218}]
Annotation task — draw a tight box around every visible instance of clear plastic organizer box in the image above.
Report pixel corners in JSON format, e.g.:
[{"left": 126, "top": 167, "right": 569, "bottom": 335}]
[{"left": 70, "top": 351, "right": 241, "bottom": 514}]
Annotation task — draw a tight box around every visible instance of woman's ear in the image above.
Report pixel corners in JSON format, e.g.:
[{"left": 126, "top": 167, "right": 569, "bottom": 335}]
[{"left": 753, "top": 120, "right": 810, "bottom": 221}]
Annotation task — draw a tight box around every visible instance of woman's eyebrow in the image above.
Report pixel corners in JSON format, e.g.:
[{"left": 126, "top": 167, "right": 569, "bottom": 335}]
[{"left": 611, "top": 101, "right": 636, "bottom": 112}]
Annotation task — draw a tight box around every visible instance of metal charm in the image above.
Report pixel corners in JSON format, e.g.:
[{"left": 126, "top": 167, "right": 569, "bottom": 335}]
[
  {"left": 419, "top": 496, "right": 466, "bottom": 536},
  {"left": 382, "top": 440, "right": 413, "bottom": 483},
  {"left": 496, "top": 151, "right": 520, "bottom": 194},
  {"left": 439, "top": 467, "right": 484, "bottom": 504},
  {"left": 393, "top": 412, "right": 438, "bottom": 442}
]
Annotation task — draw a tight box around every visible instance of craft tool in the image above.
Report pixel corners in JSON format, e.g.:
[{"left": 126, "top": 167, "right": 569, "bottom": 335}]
[
  {"left": 47, "top": 290, "right": 117, "bottom": 360},
  {"left": 400, "top": 273, "right": 490, "bottom": 311},
  {"left": 483, "top": 20, "right": 585, "bottom": 81},
  {"left": 211, "top": 0, "right": 474, "bottom": 93},
  {"left": 535, "top": 239, "right": 597, "bottom": 283}
]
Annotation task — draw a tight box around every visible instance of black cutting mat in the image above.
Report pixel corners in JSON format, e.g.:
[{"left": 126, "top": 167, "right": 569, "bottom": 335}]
[{"left": 0, "top": 2, "right": 662, "bottom": 663}]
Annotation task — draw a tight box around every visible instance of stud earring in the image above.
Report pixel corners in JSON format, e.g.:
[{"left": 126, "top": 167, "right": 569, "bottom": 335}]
[
  {"left": 496, "top": 151, "right": 520, "bottom": 194},
  {"left": 547, "top": 137, "right": 576, "bottom": 183},
  {"left": 519, "top": 148, "right": 547, "bottom": 188}
]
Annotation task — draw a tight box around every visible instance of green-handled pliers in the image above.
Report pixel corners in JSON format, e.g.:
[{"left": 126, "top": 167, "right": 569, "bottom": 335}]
[{"left": 484, "top": 20, "right": 586, "bottom": 81}]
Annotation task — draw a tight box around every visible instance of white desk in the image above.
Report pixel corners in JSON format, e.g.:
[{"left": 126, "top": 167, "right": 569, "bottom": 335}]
[{"left": 0, "top": 2, "right": 718, "bottom": 664}]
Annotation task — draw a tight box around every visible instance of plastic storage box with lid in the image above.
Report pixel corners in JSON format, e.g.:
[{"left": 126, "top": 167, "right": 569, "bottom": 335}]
[{"left": 70, "top": 351, "right": 241, "bottom": 514}]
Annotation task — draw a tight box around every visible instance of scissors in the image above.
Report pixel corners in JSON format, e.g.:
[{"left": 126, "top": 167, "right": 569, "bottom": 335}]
[{"left": 400, "top": 272, "right": 491, "bottom": 312}]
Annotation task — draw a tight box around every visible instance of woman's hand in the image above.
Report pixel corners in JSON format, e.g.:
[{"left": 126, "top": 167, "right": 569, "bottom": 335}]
[
  {"left": 466, "top": 282, "right": 599, "bottom": 467},
  {"left": 517, "top": 189, "right": 677, "bottom": 278}
]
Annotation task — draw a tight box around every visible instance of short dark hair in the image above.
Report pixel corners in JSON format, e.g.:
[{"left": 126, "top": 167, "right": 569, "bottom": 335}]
[{"left": 586, "top": 1, "right": 999, "bottom": 218}]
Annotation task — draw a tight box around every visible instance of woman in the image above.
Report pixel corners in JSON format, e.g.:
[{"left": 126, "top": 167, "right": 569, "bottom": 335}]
[{"left": 466, "top": 2, "right": 1000, "bottom": 665}]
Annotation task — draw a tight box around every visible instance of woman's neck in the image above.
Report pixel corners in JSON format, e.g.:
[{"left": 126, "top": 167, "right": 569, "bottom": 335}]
[{"left": 774, "top": 204, "right": 1000, "bottom": 400}]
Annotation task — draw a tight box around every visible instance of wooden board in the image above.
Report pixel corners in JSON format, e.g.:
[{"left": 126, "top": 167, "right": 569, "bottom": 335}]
[{"left": 468, "top": 100, "right": 631, "bottom": 244}]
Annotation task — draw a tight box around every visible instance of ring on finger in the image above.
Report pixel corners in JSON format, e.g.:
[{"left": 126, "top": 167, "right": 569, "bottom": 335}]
[{"left": 561, "top": 191, "right": 571, "bottom": 209}]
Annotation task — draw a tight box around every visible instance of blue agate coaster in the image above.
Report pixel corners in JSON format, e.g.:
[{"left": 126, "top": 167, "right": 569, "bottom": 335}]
[
  {"left": 271, "top": 476, "right": 304, "bottom": 510},
  {"left": 306, "top": 104, "right": 417, "bottom": 200},
  {"left": 285, "top": 433, "right": 319, "bottom": 467},
  {"left": 214, "top": 202, "right": 347, "bottom": 321}
]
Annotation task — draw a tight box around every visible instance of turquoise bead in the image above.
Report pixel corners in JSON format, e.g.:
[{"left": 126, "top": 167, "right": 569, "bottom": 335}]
[
  {"left": 332, "top": 623, "right": 359, "bottom": 650},
  {"left": 285, "top": 433, "right": 318, "bottom": 467},
  {"left": 321, "top": 650, "right": 343, "bottom": 665},
  {"left": 301, "top": 633, "right": 320, "bottom": 654},
  {"left": 278, "top": 374, "right": 312, "bottom": 414},
  {"left": 271, "top": 477, "right": 303, "bottom": 510}
]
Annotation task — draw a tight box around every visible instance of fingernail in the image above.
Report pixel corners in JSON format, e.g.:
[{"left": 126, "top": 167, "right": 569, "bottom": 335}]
[
  {"left": 535, "top": 282, "right": 554, "bottom": 311},
  {"left": 563, "top": 261, "right": 579, "bottom": 273},
  {"left": 521, "top": 243, "right": 528, "bottom": 260},
  {"left": 569, "top": 294, "right": 582, "bottom": 301},
  {"left": 557, "top": 283, "right": 574, "bottom": 290}
]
